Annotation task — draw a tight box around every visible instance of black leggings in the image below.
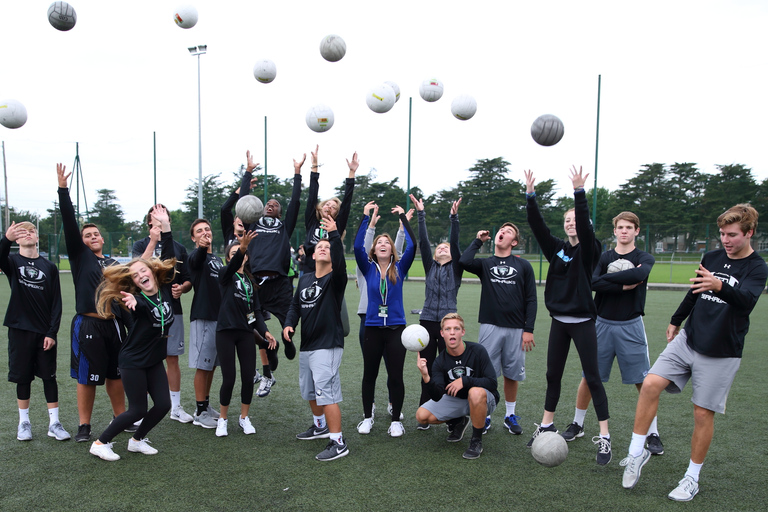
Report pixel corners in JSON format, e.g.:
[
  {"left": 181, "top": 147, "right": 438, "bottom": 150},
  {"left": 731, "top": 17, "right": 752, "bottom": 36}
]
[
  {"left": 545, "top": 319, "right": 609, "bottom": 422},
  {"left": 217, "top": 329, "right": 257, "bottom": 407},
  {"left": 362, "top": 325, "right": 406, "bottom": 420},
  {"left": 418, "top": 320, "right": 446, "bottom": 406},
  {"left": 99, "top": 362, "right": 170, "bottom": 443},
  {"left": 16, "top": 379, "right": 58, "bottom": 403}
]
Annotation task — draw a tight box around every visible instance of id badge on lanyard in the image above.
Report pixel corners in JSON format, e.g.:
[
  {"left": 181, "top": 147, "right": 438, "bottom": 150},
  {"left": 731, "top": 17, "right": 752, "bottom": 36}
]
[{"left": 378, "top": 304, "right": 388, "bottom": 318}]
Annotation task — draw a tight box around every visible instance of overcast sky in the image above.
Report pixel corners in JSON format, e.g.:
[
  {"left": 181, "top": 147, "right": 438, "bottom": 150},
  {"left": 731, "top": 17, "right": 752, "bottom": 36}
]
[{"left": 1, "top": 1, "right": 766, "bottom": 225}]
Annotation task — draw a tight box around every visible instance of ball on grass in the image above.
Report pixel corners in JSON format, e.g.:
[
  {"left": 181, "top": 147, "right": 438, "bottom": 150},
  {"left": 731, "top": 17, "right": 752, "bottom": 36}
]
[{"left": 531, "top": 431, "right": 568, "bottom": 467}]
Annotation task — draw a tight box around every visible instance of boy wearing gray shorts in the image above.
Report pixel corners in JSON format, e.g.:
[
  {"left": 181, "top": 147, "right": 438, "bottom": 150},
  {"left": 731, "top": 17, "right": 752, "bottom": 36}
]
[
  {"left": 620, "top": 204, "right": 768, "bottom": 502},
  {"left": 416, "top": 313, "right": 499, "bottom": 459},
  {"left": 283, "top": 217, "right": 348, "bottom": 461}
]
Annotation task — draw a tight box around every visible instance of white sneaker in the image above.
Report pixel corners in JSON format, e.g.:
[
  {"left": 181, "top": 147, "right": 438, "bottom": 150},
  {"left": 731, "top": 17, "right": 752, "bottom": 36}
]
[
  {"left": 387, "top": 403, "right": 404, "bottom": 421},
  {"left": 90, "top": 441, "right": 120, "bottom": 461},
  {"left": 239, "top": 416, "right": 255, "bottom": 435},
  {"left": 47, "top": 421, "right": 71, "bottom": 441},
  {"left": 253, "top": 368, "right": 263, "bottom": 384},
  {"left": 668, "top": 475, "right": 699, "bottom": 502},
  {"left": 127, "top": 437, "right": 158, "bottom": 455},
  {"left": 620, "top": 449, "right": 651, "bottom": 489},
  {"left": 371, "top": 402, "right": 376, "bottom": 420},
  {"left": 170, "top": 405, "right": 194, "bottom": 423},
  {"left": 216, "top": 418, "right": 228, "bottom": 437},
  {"left": 388, "top": 421, "right": 405, "bottom": 438},
  {"left": 357, "top": 417, "right": 374, "bottom": 435},
  {"left": 17, "top": 421, "right": 32, "bottom": 441}
]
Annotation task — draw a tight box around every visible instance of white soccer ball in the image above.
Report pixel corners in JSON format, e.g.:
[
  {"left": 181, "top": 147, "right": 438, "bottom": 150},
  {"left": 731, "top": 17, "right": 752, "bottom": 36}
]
[
  {"left": 531, "top": 114, "right": 565, "bottom": 146},
  {"left": 419, "top": 78, "right": 444, "bottom": 102},
  {"left": 607, "top": 258, "right": 635, "bottom": 274},
  {"left": 451, "top": 95, "right": 477, "bottom": 121},
  {"left": 319, "top": 35, "right": 346, "bottom": 62},
  {"left": 235, "top": 195, "right": 264, "bottom": 225},
  {"left": 173, "top": 5, "right": 198, "bottom": 29},
  {"left": 305, "top": 104, "right": 334, "bottom": 133},
  {"left": 0, "top": 100, "right": 28, "bottom": 129},
  {"left": 366, "top": 83, "right": 396, "bottom": 114},
  {"left": 384, "top": 81, "right": 401, "bottom": 103},
  {"left": 401, "top": 324, "right": 430, "bottom": 352},
  {"left": 253, "top": 59, "right": 277, "bottom": 84},
  {"left": 48, "top": 1, "right": 77, "bottom": 31},
  {"left": 531, "top": 431, "right": 568, "bottom": 467}
]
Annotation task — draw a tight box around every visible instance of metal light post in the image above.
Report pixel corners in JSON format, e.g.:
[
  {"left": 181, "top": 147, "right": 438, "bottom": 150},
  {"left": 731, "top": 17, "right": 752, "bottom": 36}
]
[{"left": 188, "top": 45, "right": 207, "bottom": 218}]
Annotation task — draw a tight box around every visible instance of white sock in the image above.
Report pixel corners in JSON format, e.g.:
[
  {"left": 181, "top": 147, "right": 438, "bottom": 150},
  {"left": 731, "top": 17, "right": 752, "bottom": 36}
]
[
  {"left": 48, "top": 407, "right": 59, "bottom": 425},
  {"left": 541, "top": 422, "right": 553, "bottom": 428},
  {"left": 647, "top": 416, "right": 659, "bottom": 436},
  {"left": 170, "top": 391, "right": 181, "bottom": 409},
  {"left": 685, "top": 460, "right": 703, "bottom": 482},
  {"left": 601, "top": 432, "right": 610, "bottom": 440},
  {"left": 330, "top": 432, "right": 342, "bottom": 444},
  {"left": 629, "top": 432, "right": 646, "bottom": 457},
  {"left": 573, "top": 408, "right": 587, "bottom": 427},
  {"left": 19, "top": 408, "right": 30, "bottom": 424},
  {"left": 505, "top": 401, "right": 516, "bottom": 417},
  {"left": 314, "top": 414, "right": 327, "bottom": 429}
]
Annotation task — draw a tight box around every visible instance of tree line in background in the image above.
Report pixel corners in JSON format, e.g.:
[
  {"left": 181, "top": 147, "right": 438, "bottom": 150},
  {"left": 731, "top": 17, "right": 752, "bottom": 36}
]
[{"left": 7, "top": 158, "right": 767, "bottom": 259}]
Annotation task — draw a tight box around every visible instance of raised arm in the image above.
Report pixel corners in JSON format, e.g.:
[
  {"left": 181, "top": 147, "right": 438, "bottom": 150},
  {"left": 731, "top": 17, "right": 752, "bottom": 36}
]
[
  {"left": 410, "top": 194, "right": 433, "bottom": 273},
  {"left": 56, "top": 163, "right": 86, "bottom": 258},
  {"left": 335, "top": 152, "right": 358, "bottom": 233},
  {"left": 284, "top": 155, "right": 305, "bottom": 236},
  {"left": 305, "top": 145, "right": 320, "bottom": 228},
  {"left": 459, "top": 231, "right": 489, "bottom": 275},
  {"left": 525, "top": 169, "right": 561, "bottom": 261}
]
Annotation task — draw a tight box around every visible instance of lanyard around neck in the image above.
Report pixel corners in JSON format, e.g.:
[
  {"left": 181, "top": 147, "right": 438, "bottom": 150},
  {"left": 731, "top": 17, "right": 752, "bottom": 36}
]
[
  {"left": 140, "top": 290, "right": 165, "bottom": 336},
  {"left": 236, "top": 273, "right": 252, "bottom": 307}
]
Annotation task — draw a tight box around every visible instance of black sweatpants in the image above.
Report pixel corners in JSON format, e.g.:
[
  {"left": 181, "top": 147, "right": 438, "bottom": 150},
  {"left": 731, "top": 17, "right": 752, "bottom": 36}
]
[
  {"left": 545, "top": 318, "right": 609, "bottom": 422},
  {"left": 216, "top": 329, "right": 257, "bottom": 407},
  {"left": 418, "top": 319, "right": 446, "bottom": 406},
  {"left": 362, "top": 325, "right": 406, "bottom": 420}
]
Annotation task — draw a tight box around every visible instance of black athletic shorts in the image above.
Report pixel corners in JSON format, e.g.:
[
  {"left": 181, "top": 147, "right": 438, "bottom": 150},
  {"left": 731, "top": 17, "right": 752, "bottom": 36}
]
[
  {"left": 70, "top": 315, "right": 122, "bottom": 385},
  {"left": 8, "top": 328, "right": 57, "bottom": 383}
]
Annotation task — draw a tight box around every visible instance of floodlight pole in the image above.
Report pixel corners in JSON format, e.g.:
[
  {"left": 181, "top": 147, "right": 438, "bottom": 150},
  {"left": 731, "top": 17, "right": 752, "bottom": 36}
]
[
  {"left": 593, "top": 74, "right": 601, "bottom": 225},
  {"left": 2, "top": 141, "right": 7, "bottom": 231},
  {"left": 406, "top": 97, "right": 412, "bottom": 211},
  {"left": 153, "top": 131, "right": 157, "bottom": 205},
  {"left": 189, "top": 45, "right": 207, "bottom": 218},
  {"left": 264, "top": 116, "right": 268, "bottom": 203}
]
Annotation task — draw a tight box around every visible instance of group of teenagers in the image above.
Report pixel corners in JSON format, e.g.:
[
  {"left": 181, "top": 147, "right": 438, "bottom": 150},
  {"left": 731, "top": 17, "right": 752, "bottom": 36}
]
[{"left": 3, "top": 149, "right": 765, "bottom": 502}]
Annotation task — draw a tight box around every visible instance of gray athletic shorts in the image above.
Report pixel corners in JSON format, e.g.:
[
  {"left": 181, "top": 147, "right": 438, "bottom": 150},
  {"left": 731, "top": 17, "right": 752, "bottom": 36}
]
[
  {"left": 299, "top": 347, "right": 343, "bottom": 406},
  {"left": 594, "top": 316, "right": 650, "bottom": 384},
  {"left": 189, "top": 320, "right": 219, "bottom": 371},
  {"left": 650, "top": 330, "right": 740, "bottom": 414},
  {"left": 421, "top": 390, "right": 497, "bottom": 422},
  {"left": 477, "top": 324, "right": 526, "bottom": 381},
  {"left": 166, "top": 319, "right": 185, "bottom": 356}
]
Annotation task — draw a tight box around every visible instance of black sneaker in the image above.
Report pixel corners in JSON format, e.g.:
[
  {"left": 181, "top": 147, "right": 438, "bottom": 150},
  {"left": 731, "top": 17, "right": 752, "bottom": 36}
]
[
  {"left": 593, "top": 436, "right": 612, "bottom": 465},
  {"left": 296, "top": 424, "right": 330, "bottom": 440},
  {"left": 503, "top": 414, "right": 523, "bottom": 435},
  {"left": 75, "top": 423, "right": 91, "bottom": 443},
  {"left": 527, "top": 423, "right": 558, "bottom": 448},
  {"left": 284, "top": 339, "right": 296, "bottom": 360},
  {"left": 646, "top": 433, "right": 664, "bottom": 455},
  {"left": 463, "top": 437, "right": 483, "bottom": 459},
  {"left": 316, "top": 438, "right": 349, "bottom": 461},
  {"left": 446, "top": 416, "right": 470, "bottom": 443},
  {"left": 561, "top": 422, "right": 585, "bottom": 442}
]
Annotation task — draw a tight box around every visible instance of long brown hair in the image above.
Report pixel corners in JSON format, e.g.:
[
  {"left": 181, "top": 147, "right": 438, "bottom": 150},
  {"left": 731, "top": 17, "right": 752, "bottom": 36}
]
[
  {"left": 369, "top": 234, "right": 399, "bottom": 285},
  {"left": 96, "top": 257, "right": 177, "bottom": 319},
  {"left": 315, "top": 197, "right": 341, "bottom": 220}
]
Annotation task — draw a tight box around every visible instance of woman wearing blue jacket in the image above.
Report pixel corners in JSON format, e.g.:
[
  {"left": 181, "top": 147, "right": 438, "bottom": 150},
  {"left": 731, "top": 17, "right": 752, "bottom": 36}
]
[{"left": 354, "top": 205, "right": 416, "bottom": 438}]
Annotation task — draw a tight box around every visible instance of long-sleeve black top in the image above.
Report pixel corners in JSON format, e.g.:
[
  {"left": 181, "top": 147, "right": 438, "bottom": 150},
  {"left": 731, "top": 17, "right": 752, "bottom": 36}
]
[{"left": 425, "top": 341, "right": 500, "bottom": 404}]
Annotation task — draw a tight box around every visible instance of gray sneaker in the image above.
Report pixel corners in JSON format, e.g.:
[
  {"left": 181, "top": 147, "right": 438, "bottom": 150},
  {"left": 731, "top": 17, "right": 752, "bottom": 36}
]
[
  {"left": 256, "top": 375, "right": 276, "bottom": 397},
  {"left": 316, "top": 438, "right": 349, "bottom": 461},
  {"left": 446, "top": 416, "right": 470, "bottom": 443},
  {"left": 192, "top": 410, "right": 218, "bottom": 429},
  {"left": 620, "top": 449, "right": 651, "bottom": 489},
  {"left": 17, "top": 421, "right": 32, "bottom": 441},
  {"left": 296, "top": 424, "right": 330, "bottom": 440},
  {"left": 47, "top": 421, "right": 71, "bottom": 441},
  {"left": 668, "top": 475, "right": 699, "bottom": 502},
  {"left": 207, "top": 405, "right": 220, "bottom": 420}
]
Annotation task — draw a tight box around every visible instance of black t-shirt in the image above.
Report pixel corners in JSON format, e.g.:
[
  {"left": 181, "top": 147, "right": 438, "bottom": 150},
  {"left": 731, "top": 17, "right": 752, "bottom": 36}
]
[
  {"left": 460, "top": 239, "right": 537, "bottom": 332},
  {"left": 671, "top": 249, "right": 767, "bottom": 358},
  {"left": 303, "top": 173, "right": 355, "bottom": 272},
  {"left": 285, "top": 230, "right": 347, "bottom": 351},
  {"left": 132, "top": 237, "right": 190, "bottom": 315},
  {"left": 0, "top": 237, "right": 62, "bottom": 339},
  {"left": 216, "top": 248, "right": 268, "bottom": 337},
  {"left": 189, "top": 248, "right": 224, "bottom": 322},
  {"left": 592, "top": 248, "right": 655, "bottom": 321},
  {"left": 119, "top": 284, "right": 175, "bottom": 369},
  {"left": 425, "top": 341, "right": 500, "bottom": 404}
]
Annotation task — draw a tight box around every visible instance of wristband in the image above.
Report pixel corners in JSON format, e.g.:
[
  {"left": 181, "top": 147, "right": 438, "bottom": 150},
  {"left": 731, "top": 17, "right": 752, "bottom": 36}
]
[{"left": 526, "top": 191, "right": 536, "bottom": 198}]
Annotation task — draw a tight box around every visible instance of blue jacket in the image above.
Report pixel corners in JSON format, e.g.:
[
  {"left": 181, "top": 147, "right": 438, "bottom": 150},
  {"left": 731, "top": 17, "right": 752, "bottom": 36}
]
[{"left": 354, "top": 213, "right": 416, "bottom": 327}]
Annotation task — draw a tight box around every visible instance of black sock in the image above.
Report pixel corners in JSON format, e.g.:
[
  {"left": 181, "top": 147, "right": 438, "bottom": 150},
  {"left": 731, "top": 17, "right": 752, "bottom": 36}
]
[
  {"left": 204, "top": 396, "right": 210, "bottom": 408},
  {"left": 262, "top": 365, "right": 272, "bottom": 379},
  {"left": 196, "top": 401, "right": 206, "bottom": 416},
  {"left": 472, "top": 427, "right": 484, "bottom": 439}
]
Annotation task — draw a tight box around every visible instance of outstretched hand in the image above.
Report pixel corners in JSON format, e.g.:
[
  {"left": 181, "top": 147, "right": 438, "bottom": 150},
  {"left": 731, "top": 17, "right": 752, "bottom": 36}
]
[
  {"left": 237, "top": 229, "right": 257, "bottom": 249},
  {"left": 569, "top": 165, "right": 589, "bottom": 190},
  {"left": 416, "top": 352, "right": 429, "bottom": 379},
  {"left": 121, "top": 291, "right": 137, "bottom": 311},
  {"left": 293, "top": 153, "right": 307, "bottom": 174},
  {"left": 311, "top": 145, "right": 319, "bottom": 168},
  {"left": 524, "top": 169, "right": 535, "bottom": 194},
  {"left": 347, "top": 151, "right": 359, "bottom": 176},
  {"left": 409, "top": 194, "right": 424, "bottom": 212},
  {"left": 320, "top": 213, "right": 337, "bottom": 234},
  {"left": 56, "top": 163, "right": 71, "bottom": 188},
  {"left": 450, "top": 197, "right": 462, "bottom": 215},
  {"left": 246, "top": 150, "right": 260, "bottom": 173}
]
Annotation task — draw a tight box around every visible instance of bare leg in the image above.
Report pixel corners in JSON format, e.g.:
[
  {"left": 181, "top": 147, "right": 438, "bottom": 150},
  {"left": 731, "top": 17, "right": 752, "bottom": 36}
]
[
  {"left": 503, "top": 377, "right": 518, "bottom": 403},
  {"left": 691, "top": 405, "right": 715, "bottom": 464},
  {"left": 166, "top": 355, "right": 181, "bottom": 393},
  {"left": 468, "top": 387, "right": 487, "bottom": 429},
  {"left": 323, "top": 403, "right": 342, "bottom": 433},
  {"left": 77, "top": 383, "right": 96, "bottom": 424},
  {"left": 632, "top": 374, "right": 668, "bottom": 435},
  {"left": 194, "top": 369, "right": 211, "bottom": 401},
  {"left": 105, "top": 378, "right": 126, "bottom": 416}
]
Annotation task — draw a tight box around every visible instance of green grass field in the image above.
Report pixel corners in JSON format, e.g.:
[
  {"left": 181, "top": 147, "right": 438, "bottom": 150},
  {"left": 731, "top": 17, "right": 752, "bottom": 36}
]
[{"left": 1, "top": 276, "right": 767, "bottom": 511}]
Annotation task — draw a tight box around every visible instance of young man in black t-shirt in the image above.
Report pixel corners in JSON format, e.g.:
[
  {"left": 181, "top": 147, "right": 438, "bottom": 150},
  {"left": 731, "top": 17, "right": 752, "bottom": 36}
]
[
  {"left": 415, "top": 313, "right": 500, "bottom": 459},
  {"left": 621, "top": 204, "right": 768, "bottom": 502},
  {"left": 1, "top": 221, "right": 69, "bottom": 442}
]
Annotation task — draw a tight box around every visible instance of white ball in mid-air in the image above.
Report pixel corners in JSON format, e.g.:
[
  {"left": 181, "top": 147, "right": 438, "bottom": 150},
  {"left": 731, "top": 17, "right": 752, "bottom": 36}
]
[
  {"left": 401, "top": 324, "right": 430, "bottom": 352},
  {"left": 419, "top": 78, "right": 444, "bottom": 102},
  {"left": 384, "top": 81, "right": 401, "bottom": 103},
  {"left": 451, "top": 95, "right": 477, "bottom": 120},
  {"left": 305, "top": 104, "right": 334, "bottom": 133},
  {"left": 366, "top": 83, "right": 396, "bottom": 114},
  {"left": 531, "top": 431, "right": 569, "bottom": 467},
  {"left": 531, "top": 114, "right": 565, "bottom": 146},
  {"left": 173, "top": 5, "right": 198, "bottom": 29},
  {"left": 253, "top": 59, "right": 277, "bottom": 84},
  {"left": 607, "top": 258, "right": 635, "bottom": 274},
  {"left": 48, "top": 2, "right": 77, "bottom": 31},
  {"left": 235, "top": 195, "right": 264, "bottom": 225},
  {"left": 319, "top": 34, "right": 346, "bottom": 62},
  {"left": 0, "top": 100, "right": 28, "bottom": 129}
]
